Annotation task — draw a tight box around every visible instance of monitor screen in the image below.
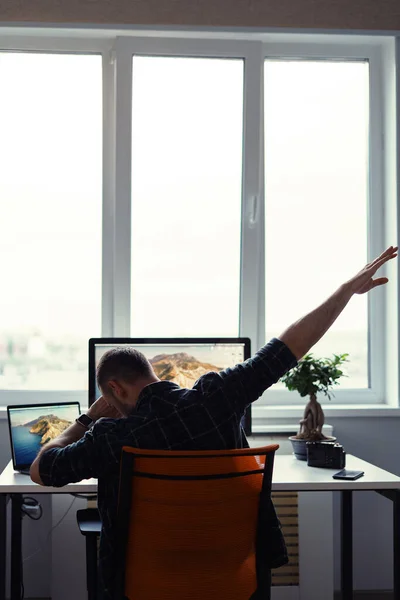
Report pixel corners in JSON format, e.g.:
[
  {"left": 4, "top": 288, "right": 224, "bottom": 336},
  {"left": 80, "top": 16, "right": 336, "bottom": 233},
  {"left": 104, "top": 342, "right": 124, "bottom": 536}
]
[
  {"left": 7, "top": 402, "right": 81, "bottom": 471},
  {"left": 88, "top": 338, "right": 251, "bottom": 435}
]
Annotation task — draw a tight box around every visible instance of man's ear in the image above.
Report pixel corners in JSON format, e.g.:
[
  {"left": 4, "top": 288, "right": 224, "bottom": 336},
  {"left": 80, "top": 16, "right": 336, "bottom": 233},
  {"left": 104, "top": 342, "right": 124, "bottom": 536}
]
[
  {"left": 108, "top": 380, "right": 124, "bottom": 398},
  {"left": 107, "top": 380, "right": 118, "bottom": 393}
]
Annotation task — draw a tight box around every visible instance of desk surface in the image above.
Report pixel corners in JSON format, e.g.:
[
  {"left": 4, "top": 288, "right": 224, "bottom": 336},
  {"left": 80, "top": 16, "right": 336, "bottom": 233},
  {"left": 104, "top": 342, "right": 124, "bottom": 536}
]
[{"left": 1, "top": 454, "right": 400, "bottom": 494}]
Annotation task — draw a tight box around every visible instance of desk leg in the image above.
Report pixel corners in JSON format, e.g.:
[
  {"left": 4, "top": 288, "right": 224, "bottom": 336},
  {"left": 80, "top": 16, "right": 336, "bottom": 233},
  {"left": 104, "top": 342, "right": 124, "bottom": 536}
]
[
  {"left": 10, "top": 494, "right": 23, "bottom": 600},
  {"left": 0, "top": 495, "right": 7, "bottom": 600},
  {"left": 393, "top": 490, "right": 400, "bottom": 600},
  {"left": 341, "top": 490, "right": 353, "bottom": 600}
]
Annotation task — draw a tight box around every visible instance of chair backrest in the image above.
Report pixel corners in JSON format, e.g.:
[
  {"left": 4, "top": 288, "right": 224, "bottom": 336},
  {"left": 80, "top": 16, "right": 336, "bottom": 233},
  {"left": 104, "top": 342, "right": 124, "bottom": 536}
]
[{"left": 114, "top": 444, "right": 279, "bottom": 600}]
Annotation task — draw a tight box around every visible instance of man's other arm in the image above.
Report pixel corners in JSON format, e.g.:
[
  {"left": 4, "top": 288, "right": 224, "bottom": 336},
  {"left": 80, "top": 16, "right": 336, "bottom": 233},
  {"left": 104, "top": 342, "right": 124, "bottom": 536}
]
[
  {"left": 30, "top": 397, "right": 123, "bottom": 485},
  {"left": 30, "top": 422, "right": 89, "bottom": 485}
]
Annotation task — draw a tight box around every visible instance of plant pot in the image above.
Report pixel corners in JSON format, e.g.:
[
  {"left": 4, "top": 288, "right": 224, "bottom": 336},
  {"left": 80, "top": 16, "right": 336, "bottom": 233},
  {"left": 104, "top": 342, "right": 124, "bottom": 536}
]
[{"left": 289, "top": 435, "right": 337, "bottom": 461}]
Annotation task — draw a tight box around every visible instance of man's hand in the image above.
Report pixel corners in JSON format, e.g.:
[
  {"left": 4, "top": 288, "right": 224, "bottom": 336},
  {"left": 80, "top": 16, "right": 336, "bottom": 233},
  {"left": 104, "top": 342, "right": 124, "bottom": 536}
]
[
  {"left": 279, "top": 244, "right": 398, "bottom": 360},
  {"left": 346, "top": 245, "right": 398, "bottom": 295},
  {"left": 87, "top": 396, "right": 124, "bottom": 422}
]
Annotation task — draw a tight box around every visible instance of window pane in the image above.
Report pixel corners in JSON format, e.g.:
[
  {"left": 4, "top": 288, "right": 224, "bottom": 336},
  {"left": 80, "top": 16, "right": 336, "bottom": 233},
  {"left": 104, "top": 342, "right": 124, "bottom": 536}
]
[
  {"left": 0, "top": 53, "right": 102, "bottom": 390},
  {"left": 131, "top": 56, "right": 243, "bottom": 337},
  {"left": 264, "top": 60, "right": 369, "bottom": 389}
]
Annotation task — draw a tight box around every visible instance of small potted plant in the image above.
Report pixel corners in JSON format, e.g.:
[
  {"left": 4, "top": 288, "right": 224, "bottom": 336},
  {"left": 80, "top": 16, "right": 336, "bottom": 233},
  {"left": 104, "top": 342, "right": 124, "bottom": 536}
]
[{"left": 280, "top": 353, "right": 349, "bottom": 460}]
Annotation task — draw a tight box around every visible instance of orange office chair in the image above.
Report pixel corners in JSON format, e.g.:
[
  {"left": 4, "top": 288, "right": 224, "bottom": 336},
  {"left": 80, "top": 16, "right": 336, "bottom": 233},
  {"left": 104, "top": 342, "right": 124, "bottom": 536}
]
[{"left": 112, "top": 444, "right": 279, "bottom": 600}]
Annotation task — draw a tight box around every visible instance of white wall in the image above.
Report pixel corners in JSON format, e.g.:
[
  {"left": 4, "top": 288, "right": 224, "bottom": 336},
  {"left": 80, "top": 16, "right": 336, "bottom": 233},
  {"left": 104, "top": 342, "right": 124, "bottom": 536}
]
[
  {"left": 51, "top": 494, "right": 87, "bottom": 600},
  {"left": 329, "top": 416, "right": 400, "bottom": 592}
]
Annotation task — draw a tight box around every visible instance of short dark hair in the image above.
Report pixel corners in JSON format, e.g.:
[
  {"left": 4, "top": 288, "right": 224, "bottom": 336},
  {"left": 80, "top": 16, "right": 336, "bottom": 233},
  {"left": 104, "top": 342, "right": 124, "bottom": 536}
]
[{"left": 96, "top": 347, "right": 153, "bottom": 391}]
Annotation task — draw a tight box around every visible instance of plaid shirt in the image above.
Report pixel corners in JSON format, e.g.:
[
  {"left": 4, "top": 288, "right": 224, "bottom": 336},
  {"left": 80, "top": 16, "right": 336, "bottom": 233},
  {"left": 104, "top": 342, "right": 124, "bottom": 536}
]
[{"left": 39, "top": 337, "right": 297, "bottom": 599}]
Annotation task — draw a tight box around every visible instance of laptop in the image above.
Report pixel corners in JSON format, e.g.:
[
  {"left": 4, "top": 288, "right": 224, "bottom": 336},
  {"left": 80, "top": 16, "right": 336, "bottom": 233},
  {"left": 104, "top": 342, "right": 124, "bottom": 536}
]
[{"left": 7, "top": 402, "right": 81, "bottom": 474}]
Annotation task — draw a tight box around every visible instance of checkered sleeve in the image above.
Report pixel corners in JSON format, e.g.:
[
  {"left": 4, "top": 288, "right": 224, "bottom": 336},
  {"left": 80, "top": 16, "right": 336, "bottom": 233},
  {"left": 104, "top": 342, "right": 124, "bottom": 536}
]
[
  {"left": 38, "top": 418, "right": 123, "bottom": 487},
  {"left": 193, "top": 338, "right": 297, "bottom": 414}
]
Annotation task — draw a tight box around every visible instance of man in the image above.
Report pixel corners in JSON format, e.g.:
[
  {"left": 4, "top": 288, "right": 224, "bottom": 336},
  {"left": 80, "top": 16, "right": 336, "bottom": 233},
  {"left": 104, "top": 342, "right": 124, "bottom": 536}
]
[{"left": 30, "top": 245, "right": 398, "bottom": 598}]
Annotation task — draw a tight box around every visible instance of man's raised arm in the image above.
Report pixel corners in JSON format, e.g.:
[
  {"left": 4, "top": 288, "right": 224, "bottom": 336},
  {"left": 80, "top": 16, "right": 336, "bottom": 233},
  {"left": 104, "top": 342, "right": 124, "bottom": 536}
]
[{"left": 279, "top": 245, "right": 398, "bottom": 360}]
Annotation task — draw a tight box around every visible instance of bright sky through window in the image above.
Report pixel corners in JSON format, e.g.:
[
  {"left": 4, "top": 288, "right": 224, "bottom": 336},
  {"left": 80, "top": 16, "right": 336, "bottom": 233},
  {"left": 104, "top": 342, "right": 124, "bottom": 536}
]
[
  {"left": 264, "top": 60, "right": 369, "bottom": 387},
  {"left": 0, "top": 53, "right": 102, "bottom": 388},
  {"left": 0, "top": 53, "right": 370, "bottom": 390}
]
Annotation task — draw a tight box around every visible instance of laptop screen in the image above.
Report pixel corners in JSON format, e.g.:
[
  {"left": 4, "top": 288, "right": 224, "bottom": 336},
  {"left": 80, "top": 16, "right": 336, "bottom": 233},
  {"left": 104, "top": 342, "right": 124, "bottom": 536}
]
[{"left": 7, "top": 402, "right": 81, "bottom": 471}]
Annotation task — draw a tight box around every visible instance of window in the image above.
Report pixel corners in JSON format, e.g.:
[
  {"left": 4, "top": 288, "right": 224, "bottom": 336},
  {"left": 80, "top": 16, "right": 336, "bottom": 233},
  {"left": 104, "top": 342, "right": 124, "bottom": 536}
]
[
  {"left": 0, "top": 34, "right": 391, "bottom": 412},
  {"left": 0, "top": 52, "right": 102, "bottom": 391},
  {"left": 264, "top": 59, "right": 369, "bottom": 391},
  {"left": 130, "top": 55, "right": 243, "bottom": 337}
]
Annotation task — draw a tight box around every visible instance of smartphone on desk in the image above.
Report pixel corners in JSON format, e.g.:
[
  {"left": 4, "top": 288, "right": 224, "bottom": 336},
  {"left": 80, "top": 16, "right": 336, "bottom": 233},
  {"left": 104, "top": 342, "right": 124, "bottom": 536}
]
[{"left": 332, "top": 469, "right": 364, "bottom": 480}]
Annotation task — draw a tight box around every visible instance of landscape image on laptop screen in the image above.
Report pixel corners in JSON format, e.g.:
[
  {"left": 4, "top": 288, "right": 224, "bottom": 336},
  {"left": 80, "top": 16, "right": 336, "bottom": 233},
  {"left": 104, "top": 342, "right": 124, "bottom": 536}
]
[
  {"left": 93, "top": 343, "right": 246, "bottom": 400},
  {"left": 9, "top": 404, "right": 79, "bottom": 467}
]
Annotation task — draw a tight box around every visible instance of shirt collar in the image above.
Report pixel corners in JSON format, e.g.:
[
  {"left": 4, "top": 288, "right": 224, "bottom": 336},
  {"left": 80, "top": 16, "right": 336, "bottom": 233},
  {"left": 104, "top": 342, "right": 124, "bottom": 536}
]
[{"left": 135, "top": 380, "right": 180, "bottom": 411}]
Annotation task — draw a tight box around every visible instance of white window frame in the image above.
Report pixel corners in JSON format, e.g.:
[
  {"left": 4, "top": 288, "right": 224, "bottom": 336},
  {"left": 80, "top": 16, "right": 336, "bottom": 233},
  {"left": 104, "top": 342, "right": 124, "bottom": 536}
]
[
  {"left": 0, "top": 31, "right": 397, "bottom": 417},
  {"left": 0, "top": 36, "right": 113, "bottom": 409},
  {"left": 255, "top": 41, "right": 389, "bottom": 411},
  {"left": 253, "top": 37, "right": 400, "bottom": 423},
  {"left": 111, "top": 36, "right": 264, "bottom": 339}
]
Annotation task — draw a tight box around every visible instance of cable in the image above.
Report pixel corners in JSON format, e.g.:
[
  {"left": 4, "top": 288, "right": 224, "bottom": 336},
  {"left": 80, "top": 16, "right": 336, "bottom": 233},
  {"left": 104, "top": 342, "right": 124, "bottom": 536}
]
[
  {"left": 71, "top": 493, "right": 98, "bottom": 500},
  {"left": 21, "top": 497, "right": 43, "bottom": 521},
  {"left": 23, "top": 495, "right": 77, "bottom": 563}
]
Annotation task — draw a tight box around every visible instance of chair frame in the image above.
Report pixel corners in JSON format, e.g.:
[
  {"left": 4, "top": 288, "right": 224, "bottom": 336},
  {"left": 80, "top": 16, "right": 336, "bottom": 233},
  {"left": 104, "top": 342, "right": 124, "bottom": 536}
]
[
  {"left": 76, "top": 507, "right": 102, "bottom": 600},
  {"left": 114, "top": 447, "right": 276, "bottom": 600}
]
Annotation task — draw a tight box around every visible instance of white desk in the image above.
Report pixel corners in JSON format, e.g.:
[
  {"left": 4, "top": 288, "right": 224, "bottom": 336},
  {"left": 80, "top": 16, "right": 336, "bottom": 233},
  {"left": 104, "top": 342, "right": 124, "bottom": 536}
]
[
  {"left": 1, "top": 453, "right": 399, "bottom": 493},
  {"left": 1, "top": 455, "right": 400, "bottom": 600},
  {"left": 272, "top": 453, "right": 400, "bottom": 491},
  {"left": 0, "top": 460, "right": 97, "bottom": 494}
]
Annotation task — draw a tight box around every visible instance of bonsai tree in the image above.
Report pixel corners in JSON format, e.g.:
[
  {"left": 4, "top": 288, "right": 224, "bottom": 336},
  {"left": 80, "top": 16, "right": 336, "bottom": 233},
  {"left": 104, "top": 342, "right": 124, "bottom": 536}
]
[{"left": 280, "top": 353, "right": 349, "bottom": 441}]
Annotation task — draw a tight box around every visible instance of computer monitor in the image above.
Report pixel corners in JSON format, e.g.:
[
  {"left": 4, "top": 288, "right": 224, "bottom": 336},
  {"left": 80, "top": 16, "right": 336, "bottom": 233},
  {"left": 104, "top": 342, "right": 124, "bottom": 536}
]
[{"left": 88, "top": 337, "right": 252, "bottom": 435}]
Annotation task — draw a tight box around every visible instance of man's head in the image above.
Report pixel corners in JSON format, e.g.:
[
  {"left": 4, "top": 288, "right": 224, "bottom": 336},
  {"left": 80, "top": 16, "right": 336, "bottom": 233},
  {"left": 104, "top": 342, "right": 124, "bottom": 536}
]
[{"left": 96, "top": 347, "right": 159, "bottom": 416}]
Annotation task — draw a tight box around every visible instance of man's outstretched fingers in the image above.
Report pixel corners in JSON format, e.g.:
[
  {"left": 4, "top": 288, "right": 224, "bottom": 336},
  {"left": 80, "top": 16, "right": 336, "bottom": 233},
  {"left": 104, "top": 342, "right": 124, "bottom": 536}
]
[
  {"left": 372, "top": 277, "right": 389, "bottom": 288},
  {"left": 373, "top": 246, "right": 397, "bottom": 262},
  {"left": 370, "top": 250, "right": 398, "bottom": 272}
]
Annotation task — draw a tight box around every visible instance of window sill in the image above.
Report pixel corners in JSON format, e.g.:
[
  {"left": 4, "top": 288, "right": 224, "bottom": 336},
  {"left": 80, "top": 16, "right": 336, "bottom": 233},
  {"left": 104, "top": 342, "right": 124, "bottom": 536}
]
[
  {"left": 252, "top": 404, "right": 400, "bottom": 430},
  {"left": 2, "top": 404, "right": 400, "bottom": 422}
]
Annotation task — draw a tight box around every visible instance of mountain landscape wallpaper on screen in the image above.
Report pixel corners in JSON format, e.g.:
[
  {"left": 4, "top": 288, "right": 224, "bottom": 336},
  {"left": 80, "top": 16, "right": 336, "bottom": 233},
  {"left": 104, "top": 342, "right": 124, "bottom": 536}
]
[
  {"left": 21, "top": 414, "right": 72, "bottom": 445},
  {"left": 11, "top": 412, "right": 74, "bottom": 466},
  {"left": 149, "top": 352, "right": 223, "bottom": 388}
]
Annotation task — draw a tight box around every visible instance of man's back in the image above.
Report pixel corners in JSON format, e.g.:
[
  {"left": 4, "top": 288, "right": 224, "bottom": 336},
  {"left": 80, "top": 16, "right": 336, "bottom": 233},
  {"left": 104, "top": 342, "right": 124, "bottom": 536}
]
[
  {"left": 38, "top": 338, "right": 297, "bottom": 598},
  {"left": 94, "top": 379, "right": 249, "bottom": 598}
]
